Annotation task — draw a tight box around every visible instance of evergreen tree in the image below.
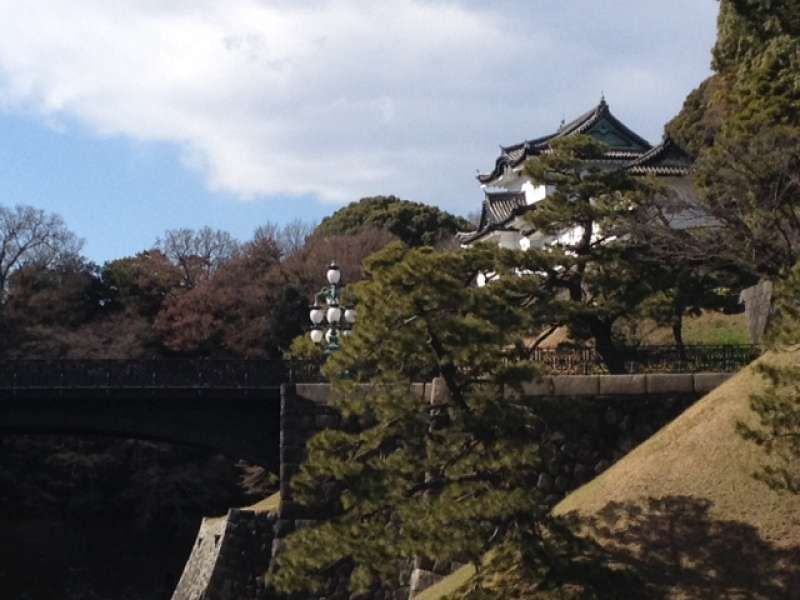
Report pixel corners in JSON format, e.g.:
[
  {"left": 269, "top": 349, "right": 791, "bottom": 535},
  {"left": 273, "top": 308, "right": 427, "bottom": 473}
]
[
  {"left": 666, "top": 0, "right": 800, "bottom": 279},
  {"left": 496, "top": 135, "right": 666, "bottom": 373},
  {"left": 314, "top": 195, "right": 472, "bottom": 247},
  {"left": 738, "top": 260, "right": 800, "bottom": 493},
  {"left": 701, "top": 0, "right": 800, "bottom": 495},
  {"left": 269, "top": 242, "right": 552, "bottom": 596}
]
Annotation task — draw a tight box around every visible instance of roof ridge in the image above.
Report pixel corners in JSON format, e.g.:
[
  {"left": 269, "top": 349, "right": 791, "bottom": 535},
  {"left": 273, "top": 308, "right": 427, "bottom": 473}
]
[{"left": 479, "top": 99, "right": 655, "bottom": 184}]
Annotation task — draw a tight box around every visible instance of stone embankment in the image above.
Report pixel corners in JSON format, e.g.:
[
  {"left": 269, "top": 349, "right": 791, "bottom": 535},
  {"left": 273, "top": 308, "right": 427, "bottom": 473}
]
[
  {"left": 173, "top": 372, "right": 731, "bottom": 600},
  {"left": 172, "top": 507, "right": 275, "bottom": 600}
]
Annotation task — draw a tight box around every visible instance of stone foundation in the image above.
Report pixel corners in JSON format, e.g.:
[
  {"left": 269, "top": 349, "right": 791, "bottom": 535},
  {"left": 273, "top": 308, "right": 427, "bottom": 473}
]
[
  {"left": 172, "top": 508, "right": 275, "bottom": 600},
  {"left": 174, "top": 373, "right": 733, "bottom": 599}
]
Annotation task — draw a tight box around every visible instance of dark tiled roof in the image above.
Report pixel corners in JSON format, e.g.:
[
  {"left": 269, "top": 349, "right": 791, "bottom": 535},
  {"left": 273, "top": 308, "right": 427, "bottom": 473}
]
[
  {"left": 626, "top": 136, "right": 692, "bottom": 176},
  {"left": 478, "top": 191, "right": 527, "bottom": 230},
  {"left": 458, "top": 191, "right": 530, "bottom": 244},
  {"left": 478, "top": 99, "right": 655, "bottom": 184}
]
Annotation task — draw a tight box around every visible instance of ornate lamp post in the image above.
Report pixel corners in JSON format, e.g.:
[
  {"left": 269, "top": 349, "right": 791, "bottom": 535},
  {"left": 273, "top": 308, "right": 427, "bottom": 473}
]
[{"left": 309, "top": 261, "right": 356, "bottom": 353}]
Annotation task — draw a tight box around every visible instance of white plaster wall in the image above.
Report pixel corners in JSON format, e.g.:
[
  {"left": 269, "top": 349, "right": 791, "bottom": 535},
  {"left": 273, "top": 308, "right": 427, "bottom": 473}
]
[{"left": 522, "top": 181, "right": 548, "bottom": 204}]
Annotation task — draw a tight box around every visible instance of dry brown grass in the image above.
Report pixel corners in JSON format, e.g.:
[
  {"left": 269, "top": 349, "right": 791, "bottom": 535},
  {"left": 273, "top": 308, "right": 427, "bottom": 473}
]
[
  {"left": 420, "top": 351, "right": 800, "bottom": 599},
  {"left": 554, "top": 351, "right": 800, "bottom": 544},
  {"left": 245, "top": 491, "right": 281, "bottom": 514},
  {"left": 549, "top": 350, "right": 800, "bottom": 599}
]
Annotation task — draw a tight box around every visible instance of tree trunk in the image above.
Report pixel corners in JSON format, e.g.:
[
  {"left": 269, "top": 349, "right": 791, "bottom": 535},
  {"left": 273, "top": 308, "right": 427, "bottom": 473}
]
[
  {"left": 590, "top": 319, "right": 626, "bottom": 374},
  {"left": 672, "top": 313, "right": 687, "bottom": 362}
]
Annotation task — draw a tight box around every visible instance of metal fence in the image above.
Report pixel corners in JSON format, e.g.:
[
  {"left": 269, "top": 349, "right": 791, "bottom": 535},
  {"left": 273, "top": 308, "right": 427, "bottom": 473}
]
[
  {"left": 287, "top": 344, "right": 762, "bottom": 382},
  {"left": 530, "top": 344, "right": 762, "bottom": 375},
  {"left": 0, "top": 359, "right": 288, "bottom": 390},
  {"left": 0, "top": 345, "right": 762, "bottom": 389}
]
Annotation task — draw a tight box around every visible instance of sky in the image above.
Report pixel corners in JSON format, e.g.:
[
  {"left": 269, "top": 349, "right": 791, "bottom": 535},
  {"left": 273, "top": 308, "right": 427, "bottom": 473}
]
[{"left": 0, "top": 1, "right": 720, "bottom": 264}]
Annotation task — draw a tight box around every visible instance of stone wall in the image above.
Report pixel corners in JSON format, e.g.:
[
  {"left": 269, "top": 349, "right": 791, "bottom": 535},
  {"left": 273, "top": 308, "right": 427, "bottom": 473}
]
[
  {"left": 173, "top": 373, "right": 731, "bottom": 600},
  {"left": 408, "top": 373, "right": 731, "bottom": 597},
  {"left": 172, "top": 508, "right": 276, "bottom": 600}
]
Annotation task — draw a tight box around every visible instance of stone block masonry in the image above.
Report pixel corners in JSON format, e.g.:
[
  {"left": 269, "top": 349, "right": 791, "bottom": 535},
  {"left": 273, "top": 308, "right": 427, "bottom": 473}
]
[
  {"left": 279, "top": 375, "right": 729, "bottom": 531},
  {"left": 172, "top": 508, "right": 275, "bottom": 600},
  {"left": 172, "top": 373, "right": 732, "bottom": 599}
]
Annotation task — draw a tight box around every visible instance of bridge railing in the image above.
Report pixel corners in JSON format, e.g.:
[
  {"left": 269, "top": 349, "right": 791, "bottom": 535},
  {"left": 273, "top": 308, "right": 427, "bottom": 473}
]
[
  {"left": 287, "top": 344, "right": 762, "bottom": 382},
  {"left": 0, "top": 359, "right": 289, "bottom": 390},
  {"left": 0, "top": 346, "right": 762, "bottom": 389}
]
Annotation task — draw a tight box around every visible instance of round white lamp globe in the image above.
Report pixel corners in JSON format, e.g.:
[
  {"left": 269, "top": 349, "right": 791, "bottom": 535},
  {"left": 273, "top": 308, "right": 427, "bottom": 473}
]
[
  {"left": 327, "top": 306, "right": 342, "bottom": 323},
  {"left": 326, "top": 263, "right": 341, "bottom": 285},
  {"left": 309, "top": 306, "right": 324, "bottom": 325}
]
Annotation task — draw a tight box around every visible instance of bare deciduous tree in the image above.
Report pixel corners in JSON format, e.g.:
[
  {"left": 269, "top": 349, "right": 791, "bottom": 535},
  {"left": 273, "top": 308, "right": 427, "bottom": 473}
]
[
  {"left": 278, "top": 218, "right": 315, "bottom": 258},
  {"left": 156, "top": 226, "right": 239, "bottom": 288},
  {"left": 0, "top": 204, "right": 83, "bottom": 302},
  {"left": 252, "top": 219, "right": 316, "bottom": 259}
]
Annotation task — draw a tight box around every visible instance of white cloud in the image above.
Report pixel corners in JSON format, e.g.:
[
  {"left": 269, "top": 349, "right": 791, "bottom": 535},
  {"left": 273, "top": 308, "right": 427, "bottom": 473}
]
[{"left": 0, "top": 1, "right": 718, "bottom": 211}]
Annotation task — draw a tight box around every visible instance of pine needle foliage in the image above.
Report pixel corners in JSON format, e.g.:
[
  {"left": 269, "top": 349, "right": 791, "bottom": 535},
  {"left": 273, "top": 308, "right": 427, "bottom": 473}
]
[
  {"left": 496, "top": 136, "right": 668, "bottom": 373},
  {"left": 738, "top": 261, "right": 800, "bottom": 493},
  {"left": 268, "top": 242, "right": 550, "bottom": 596},
  {"left": 668, "top": 0, "right": 800, "bottom": 278}
]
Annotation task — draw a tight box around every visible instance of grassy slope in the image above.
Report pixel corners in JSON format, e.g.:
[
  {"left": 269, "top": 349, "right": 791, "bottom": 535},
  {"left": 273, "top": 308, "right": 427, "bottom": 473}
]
[
  {"left": 420, "top": 351, "right": 800, "bottom": 599},
  {"left": 638, "top": 311, "right": 750, "bottom": 346},
  {"left": 246, "top": 491, "right": 281, "bottom": 514},
  {"left": 537, "top": 311, "right": 750, "bottom": 349},
  {"left": 553, "top": 351, "right": 800, "bottom": 542}
]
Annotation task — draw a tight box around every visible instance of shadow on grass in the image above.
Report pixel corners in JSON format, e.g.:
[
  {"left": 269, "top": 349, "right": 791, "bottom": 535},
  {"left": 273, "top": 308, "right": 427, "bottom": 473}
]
[{"left": 553, "top": 495, "right": 800, "bottom": 599}]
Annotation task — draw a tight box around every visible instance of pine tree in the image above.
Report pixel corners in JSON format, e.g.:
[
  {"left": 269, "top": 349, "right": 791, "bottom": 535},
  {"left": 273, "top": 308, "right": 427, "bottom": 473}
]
[
  {"left": 496, "top": 135, "right": 669, "bottom": 373},
  {"left": 268, "top": 242, "right": 553, "bottom": 596}
]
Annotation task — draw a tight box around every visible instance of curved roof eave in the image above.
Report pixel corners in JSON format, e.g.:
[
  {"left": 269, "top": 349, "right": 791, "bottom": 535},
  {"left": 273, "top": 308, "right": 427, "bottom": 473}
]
[{"left": 477, "top": 99, "right": 658, "bottom": 185}]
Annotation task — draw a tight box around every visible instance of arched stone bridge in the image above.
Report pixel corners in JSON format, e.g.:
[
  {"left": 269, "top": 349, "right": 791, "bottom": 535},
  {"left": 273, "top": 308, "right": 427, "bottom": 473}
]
[
  {"left": 0, "top": 348, "right": 757, "bottom": 470},
  {"left": 0, "top": 360, "right": 288, "bottom": 468}
]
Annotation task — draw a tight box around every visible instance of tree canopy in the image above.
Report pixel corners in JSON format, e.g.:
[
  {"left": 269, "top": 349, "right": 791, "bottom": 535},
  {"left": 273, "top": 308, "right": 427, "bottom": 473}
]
[
  {"left": 0, "top": 204, "right": 83, "bottom": 303},
  {"left": 664, "top": 0, "right": 800, "bottom": 280},
  {"left": 314, "top": 195, "right": 471, "bottom": 247},
  {"left": 270, "top": 242, "right": 552, "bottom": 596},
  {"left": 494, "top": 136, "right": 676, "bottom": 372}
]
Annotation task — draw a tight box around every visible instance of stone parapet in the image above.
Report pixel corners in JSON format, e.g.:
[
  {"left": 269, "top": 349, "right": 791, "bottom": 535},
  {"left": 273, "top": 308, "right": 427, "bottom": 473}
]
[
  {"left": 173, "top": 371, "right": 733, "bottom": 600},
  {"left": 507, "top": 373, "right": 731, "bottom": 399}
]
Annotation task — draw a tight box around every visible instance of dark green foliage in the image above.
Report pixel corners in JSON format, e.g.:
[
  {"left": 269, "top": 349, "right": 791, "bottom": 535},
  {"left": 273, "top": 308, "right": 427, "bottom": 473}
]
[
  {"left": 738, "top": 261, "right": 800, "bottom": 493},
  {"left": 668, "top": 0, "right": 800, "bottom": 158},
  {"left": 663, "top": 0, "right": 800, "bottom": 283},
  {"left": 713, "top": 0, "right": 800, "bottom": 72},
  {"left": 498, "top": 136, "right": 665, "bottom": 372},
  {"left": 694, "top": 125, "right": 800, "bottom": 278},
  {"left": 269, "top": 242, "right": 549, "bottom": 596},
  {"left": 266, "top": 285, "right": 308, "bottom": 353},
  {"left": 668, "top": 0, "right": 800, "bottom": 493},
  {"left": 665, "top": 77, "right": 727, "bottom": 157},
  {"left": 7, "top": 258, "right": 106, "bottom": 328},
  {"left": 101, "top": 250, "right": 183, "bottom": 318},
  {"left": 638, "top": 268, "right": 744, "bottom": 350},
  {"left": 314, "top": 195, "right": 472, "bottom": 247},
  {"left": 696, "top": 1, "right": 800, "bottom": 278}
]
